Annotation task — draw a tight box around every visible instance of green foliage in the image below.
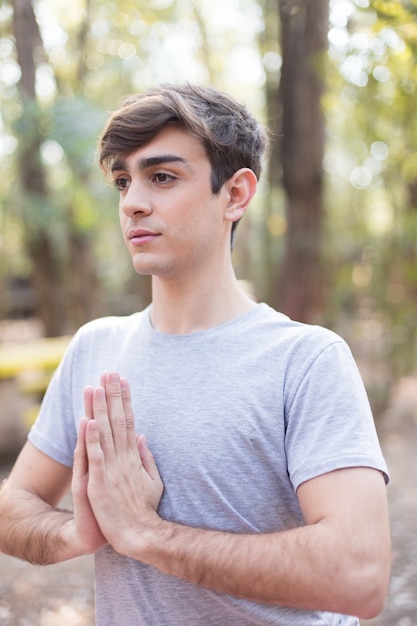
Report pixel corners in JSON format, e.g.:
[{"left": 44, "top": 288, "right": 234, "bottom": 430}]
[
  {"left": 52, "top": 97, "right": 106, "bottom": 173},
  {"left": 323, "top": 0, "right": 417, "bottom": 401},
  {"left": 1, "top": 0, "right": 417, "bottom": 391}
]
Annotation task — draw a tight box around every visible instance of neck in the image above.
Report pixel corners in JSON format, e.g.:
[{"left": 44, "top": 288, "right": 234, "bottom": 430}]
[{"left": 149, "top": 267, "right": 257, "bottom": 335}]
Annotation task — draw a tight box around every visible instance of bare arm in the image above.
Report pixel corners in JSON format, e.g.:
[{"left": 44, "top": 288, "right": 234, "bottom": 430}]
[
  {"left": 84, "top": 373, "right": 391, "bottom": 619},
  {"left": 131, "top": 467, "right": 390, "bottom": 619},
  {"left": 0, "top": 441, "right": 73, "bottom": 564},
  {"left": 0, "top": 421, "right": 107, "bottom": 565}
]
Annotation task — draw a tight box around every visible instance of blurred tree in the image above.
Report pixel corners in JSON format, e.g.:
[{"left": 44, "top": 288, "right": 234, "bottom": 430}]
[
  {"left": 265, "top": 0, "right": 329, "bottom": 323},
  {"left": 8, "top": 0, "right": 113, "bottom": 335},
  {"left": 366, "top": 0, "right": 417, "bottom": 379},
  {"left": 11, "top": 0, "right": 68, "bottom": 335},
  {"left": 257, "top": 0, "right": 282, "bottom": 303},
  {"left": 277, "top": 0, "right": 329, "bottom": 322},
  {"left": 320, "top": 0, "right": 417, "bottom": 408}
]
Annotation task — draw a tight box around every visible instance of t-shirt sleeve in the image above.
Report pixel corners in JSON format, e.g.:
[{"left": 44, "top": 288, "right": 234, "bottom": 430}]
[
  {"left": 28, "top": 334, "right": 80, "bottom": 468},
  {"left": 26, "top": 312, "right": 145, "bottom": 469},
  {"left": 284, "top": 337, "right": 389, "bottom": 491}
]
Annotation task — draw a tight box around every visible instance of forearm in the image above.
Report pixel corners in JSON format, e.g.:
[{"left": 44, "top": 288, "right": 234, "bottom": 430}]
[
  {"left": 123, "top": 519, "right": 388, "bottom": 619},
  {"left": 81, "top": 375, "right": 390, "bottom": 618},
  {"left": 0, "top": 483, "right": 81, "bottom": 565}
]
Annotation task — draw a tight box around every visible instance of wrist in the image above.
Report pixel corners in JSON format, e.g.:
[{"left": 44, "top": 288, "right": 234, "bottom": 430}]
[
  {"left": 60, "top": 515, "right": 102, "bottom": 559},
  {"left": 58, "top": 515, "right": 87, "bottom": 559},
  {"left": 116, "top": 516, "right": 175, "bottom": 566}
]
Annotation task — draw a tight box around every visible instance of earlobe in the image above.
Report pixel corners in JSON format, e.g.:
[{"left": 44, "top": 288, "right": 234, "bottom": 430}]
[{"left": 225, "top": 168, "right": 258, "bottom": 223}]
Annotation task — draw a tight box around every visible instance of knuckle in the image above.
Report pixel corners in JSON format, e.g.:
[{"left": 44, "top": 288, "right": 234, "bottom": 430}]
[
  {"left": 125, "top": 413, "right": 135, "bottom": 429},
  {"left": 101, "top": 429, "right": 114, "bottom": 446},
  {"left": 90, "top": 450, "right": 105, "bottom": 466},
  {"left": 114, "top": 415, "right": 127, "bottom": 430}
]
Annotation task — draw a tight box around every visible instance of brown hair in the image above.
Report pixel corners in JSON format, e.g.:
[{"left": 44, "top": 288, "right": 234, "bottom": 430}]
[{"left": 98, "top": 84, "right": 269, "bottom": 240}]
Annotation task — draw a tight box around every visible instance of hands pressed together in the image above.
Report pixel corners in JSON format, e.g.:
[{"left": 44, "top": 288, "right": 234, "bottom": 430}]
[{"left": 71, "top": 372, "right": 165, "bottom": 557}]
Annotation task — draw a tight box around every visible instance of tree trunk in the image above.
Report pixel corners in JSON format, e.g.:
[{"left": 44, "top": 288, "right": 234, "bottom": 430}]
[
  {"left": 257, "top": 0, "right": 283, "bottom": 302},
  {"left": 67, "top": 230, "right": 103, "bottom": 329},
  {"left": 274, "top": 0, "right": 329, "bottom": 322},
  {"left": 12, "top": 0, "right": 102, "bottom": 335},
  {"left": 12, "top": 0, "right": 66, "bottom": 336}
]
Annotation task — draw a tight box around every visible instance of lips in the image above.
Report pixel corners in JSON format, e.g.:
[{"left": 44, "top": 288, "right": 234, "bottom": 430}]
[{"left": 127, "top": 228, "right": 160, "bottom": 245}]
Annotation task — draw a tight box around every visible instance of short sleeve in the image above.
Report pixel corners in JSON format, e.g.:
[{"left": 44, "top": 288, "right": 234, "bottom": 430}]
[
  {"left": 284, "top": 339, "right": 389, "bottom": 491},
  {"left": 28, "top": 334, "right": 80, "bottom": 467}
]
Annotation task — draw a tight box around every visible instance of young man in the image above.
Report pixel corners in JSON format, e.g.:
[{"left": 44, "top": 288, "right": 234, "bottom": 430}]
[{"left": 0, "top": 84, "right": 390, "bottom": 625}]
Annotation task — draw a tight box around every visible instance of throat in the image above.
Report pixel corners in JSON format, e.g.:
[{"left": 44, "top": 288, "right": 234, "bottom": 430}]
[{"left": 150, "top": 281, "right": 257, "bottom": 335}]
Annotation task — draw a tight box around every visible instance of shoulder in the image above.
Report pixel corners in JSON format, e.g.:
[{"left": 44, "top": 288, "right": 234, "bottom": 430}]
[
  {"left": 253, "top": 303, "right": 346, "bottom": 355},
  {"left": 64, "top": 308, "right": 150, "bottom": 358}
]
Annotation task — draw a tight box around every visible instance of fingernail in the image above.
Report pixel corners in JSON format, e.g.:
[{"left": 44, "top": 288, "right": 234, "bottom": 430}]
[
  {"left": 95, "top": 386, "right": 105, "bottom": 400},
  {"left": 109, "top": 372, "right": 120, "bottom": 384}
]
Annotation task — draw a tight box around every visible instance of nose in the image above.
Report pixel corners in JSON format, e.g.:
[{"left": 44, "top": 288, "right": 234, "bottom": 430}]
[{"left": 119, "top": 180, "right": 152, "bottom": 218}]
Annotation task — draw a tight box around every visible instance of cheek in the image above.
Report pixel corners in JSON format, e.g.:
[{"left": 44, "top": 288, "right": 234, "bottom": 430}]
[
  {"left": 118, "top": 213, "right": 130, "bottom": 245},
  {"left": 119, "top": 208, "right": 128, "bottom": 229},
  {"left": 182, "top": 213, "right": 210, "bottom": 241}
]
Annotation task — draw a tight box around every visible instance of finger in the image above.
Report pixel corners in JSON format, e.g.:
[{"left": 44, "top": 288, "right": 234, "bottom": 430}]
[
  {"left": 73, "top": 417, "right": 89, "bottom": 479},
  {"left": 84, "top": 418, "right": 105, "bottom": 477},
  {"left": 83, "top": 386, "right": 94, "bottom": 421},
  {"left": 138, "top": 435, "right": 162, "bottom": 483},
  {"left": 104, "top": 372, "right": 129, "bottom": 454},
  {"left": 120, "top": 377, "right": 138, "bottom": 454},
  {"left": 92, "top": 385, "right": 116, "bottom": 461}
]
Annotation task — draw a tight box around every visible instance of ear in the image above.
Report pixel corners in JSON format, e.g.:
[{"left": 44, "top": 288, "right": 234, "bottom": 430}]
[{"left": 224, "top": 168, "right": 258, "bottom": 223}]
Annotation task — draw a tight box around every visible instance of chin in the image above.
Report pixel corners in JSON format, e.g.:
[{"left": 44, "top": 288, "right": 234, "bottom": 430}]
[{"left": 132, "top": 258, "right": 174, "bottom": 278}]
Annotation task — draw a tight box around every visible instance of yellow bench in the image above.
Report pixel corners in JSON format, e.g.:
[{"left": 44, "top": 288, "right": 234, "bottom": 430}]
[
  {"left": 0, "top": 336, "right": 71, "bottom": 425},
  {"left": 0, "top": 336, "right": 71, "bottom": 378}
]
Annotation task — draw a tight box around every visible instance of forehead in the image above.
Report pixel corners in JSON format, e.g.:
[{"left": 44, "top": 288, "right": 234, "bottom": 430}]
[{"left": 115, "top": 125, "right": 208, "bottom": 171}]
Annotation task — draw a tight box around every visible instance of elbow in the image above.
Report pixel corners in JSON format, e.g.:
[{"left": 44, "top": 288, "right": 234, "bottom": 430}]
[
  {"left": 344, "top": 557, "right": 391, "bottom": 619},
  {"left": 355, "top": 590, "right": 388, "bottom": 620},
  {"left": 356, "top": 578, "right": 390, "bottom": 619}
]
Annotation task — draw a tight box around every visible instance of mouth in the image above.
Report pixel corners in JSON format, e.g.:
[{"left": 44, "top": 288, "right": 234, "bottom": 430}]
[{"left": 127, "top": 228, "right": 160, "bottom": 245}]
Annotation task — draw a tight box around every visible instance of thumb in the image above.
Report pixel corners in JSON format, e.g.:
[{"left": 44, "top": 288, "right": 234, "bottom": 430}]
[{"left": 138, "top": 435, "right": 161, "bottom": 483}]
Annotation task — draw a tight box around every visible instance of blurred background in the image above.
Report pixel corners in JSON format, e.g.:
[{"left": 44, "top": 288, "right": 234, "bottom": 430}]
[
  {"left": 1, "top": 0, "right": 417, "bottom": 412},
  {"left": 0, "top": 0, "right": 416, "bottom": 624},
  {"left": 1, "top": 0, "right": 417, "bottom": 402}
]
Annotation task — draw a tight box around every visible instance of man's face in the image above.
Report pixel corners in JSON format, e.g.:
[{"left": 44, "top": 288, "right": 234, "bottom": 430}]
[{"left": 111, "top": 125, "right": 232, "bottom": 280}]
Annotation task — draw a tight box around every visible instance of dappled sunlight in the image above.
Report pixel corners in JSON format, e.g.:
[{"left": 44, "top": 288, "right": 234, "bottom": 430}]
[{"left": 0, "top": 2, "right": 417, "bottom": 623}]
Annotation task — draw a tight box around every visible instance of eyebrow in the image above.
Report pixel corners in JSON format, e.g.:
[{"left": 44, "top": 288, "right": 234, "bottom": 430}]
[{"left": 111, "top": 154, "right": 189, "bottom": 173}]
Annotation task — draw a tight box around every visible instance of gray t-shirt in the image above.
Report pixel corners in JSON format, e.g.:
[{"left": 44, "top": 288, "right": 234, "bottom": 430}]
[{"left": 29, "top": 303, "right": 388, "bottom": 625}]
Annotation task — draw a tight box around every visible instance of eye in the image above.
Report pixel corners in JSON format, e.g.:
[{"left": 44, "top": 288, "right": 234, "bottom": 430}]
[
  {"left": 152, "top": 172, "right": 176, "bottom": 184},
  {"left": 113, "top": 176, "right": 130, "bottom": 191}
]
